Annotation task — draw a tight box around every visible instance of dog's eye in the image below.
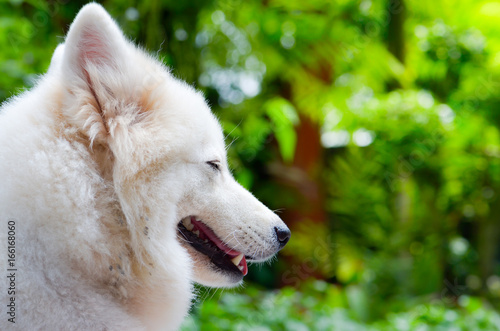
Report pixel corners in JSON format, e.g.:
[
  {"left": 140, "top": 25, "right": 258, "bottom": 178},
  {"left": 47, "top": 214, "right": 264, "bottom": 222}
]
[{"left": 206, "top": 160, "right": 221, "bottom": 172}]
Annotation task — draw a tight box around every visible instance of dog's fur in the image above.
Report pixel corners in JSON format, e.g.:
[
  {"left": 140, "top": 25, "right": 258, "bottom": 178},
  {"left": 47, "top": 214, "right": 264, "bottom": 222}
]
[{"left": 0, "top": 4, "right": 289, "bottom": 330}]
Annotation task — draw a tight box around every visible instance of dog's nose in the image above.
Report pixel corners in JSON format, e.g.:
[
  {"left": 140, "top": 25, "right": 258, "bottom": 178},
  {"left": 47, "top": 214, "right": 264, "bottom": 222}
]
[{"left": 274, "top": 226, "right": 291, "bottom": 248}]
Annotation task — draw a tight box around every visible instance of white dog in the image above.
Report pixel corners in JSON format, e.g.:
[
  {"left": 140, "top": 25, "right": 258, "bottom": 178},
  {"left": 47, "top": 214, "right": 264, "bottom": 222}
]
[{"left": 0, "top": 4, "right": 290, "bottom": 330}]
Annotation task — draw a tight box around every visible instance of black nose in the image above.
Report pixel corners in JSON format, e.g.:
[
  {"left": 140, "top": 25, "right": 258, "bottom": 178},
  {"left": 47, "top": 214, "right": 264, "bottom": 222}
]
[{"left": 274, "top": 226, "right": 291, "bottom": 248}]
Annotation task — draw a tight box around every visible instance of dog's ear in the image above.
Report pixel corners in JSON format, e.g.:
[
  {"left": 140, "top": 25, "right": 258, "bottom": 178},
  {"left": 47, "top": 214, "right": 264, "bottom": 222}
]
[
  {"left": 47, "top": 44, "right": 65, "bottom": 74},
  {"left": 60, "top": 4, "right": 152, "bottom": 146},
  {"left": 62, "top": 3, "right": 128, "bottom": 85}
]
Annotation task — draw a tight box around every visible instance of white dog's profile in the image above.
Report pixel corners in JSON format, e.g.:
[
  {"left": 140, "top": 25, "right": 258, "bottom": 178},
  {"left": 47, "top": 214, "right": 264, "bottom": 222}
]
[{"left": 0, "top": 4, "right": 290, "bottom": 330}]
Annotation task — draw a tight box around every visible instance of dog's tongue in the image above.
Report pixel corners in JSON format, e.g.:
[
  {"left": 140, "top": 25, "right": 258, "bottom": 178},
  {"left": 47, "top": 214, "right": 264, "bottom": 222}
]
[{"left": 191, "top": 217, "right": 248, "bottom": 275}]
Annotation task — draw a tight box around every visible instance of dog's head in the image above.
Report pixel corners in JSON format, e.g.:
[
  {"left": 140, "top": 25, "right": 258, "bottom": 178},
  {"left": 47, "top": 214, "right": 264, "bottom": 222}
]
[{"left": 55, "top": 4, "right": 290, "bottom": 287}]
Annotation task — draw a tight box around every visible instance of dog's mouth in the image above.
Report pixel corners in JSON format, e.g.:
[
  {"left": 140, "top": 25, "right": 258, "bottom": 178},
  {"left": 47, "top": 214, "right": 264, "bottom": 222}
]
[{"left": 177, "top": 216, "right": 248, "bottom": 278}]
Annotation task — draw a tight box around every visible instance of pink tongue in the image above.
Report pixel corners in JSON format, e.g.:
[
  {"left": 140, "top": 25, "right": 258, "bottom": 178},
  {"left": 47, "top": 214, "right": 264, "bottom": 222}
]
[
  {"left": 190, "top": 217, "right": 240, "bottom": 258},
  {"left": 190, "top": 217, "right": 248, "bottom": 276}
]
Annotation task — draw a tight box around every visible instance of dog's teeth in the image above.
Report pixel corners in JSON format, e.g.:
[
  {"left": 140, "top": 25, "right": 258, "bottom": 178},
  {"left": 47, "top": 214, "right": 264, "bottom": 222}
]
[
  {"left": 238, "top": 265, "right": 243, "bottom": 271},
  {"left": 193, "top": 230, "right": 200, "bottom": 236},
  {"left": 182, "top": 217, "right": 192, "bottom": 227},
  {"left": 231, "top": 253, "right": 244, "bottom": 266},
  {"left": 182, "top": 218, "right": 194, "bottom": 231},
  {"left": 204, "top": 239, "right": 208, "bottom": 243}
]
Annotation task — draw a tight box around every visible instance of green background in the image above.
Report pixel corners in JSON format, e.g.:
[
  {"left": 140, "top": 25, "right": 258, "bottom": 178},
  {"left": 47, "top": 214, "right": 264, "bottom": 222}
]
[{"left": 2, "top": 0, "right": 500, "bottom": 329}]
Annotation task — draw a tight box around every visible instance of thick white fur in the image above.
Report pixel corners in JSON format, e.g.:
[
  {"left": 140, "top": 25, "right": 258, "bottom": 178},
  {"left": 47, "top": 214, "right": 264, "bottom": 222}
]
[{"left": 0, "top": 4, "right": 288, "bottom": 331}]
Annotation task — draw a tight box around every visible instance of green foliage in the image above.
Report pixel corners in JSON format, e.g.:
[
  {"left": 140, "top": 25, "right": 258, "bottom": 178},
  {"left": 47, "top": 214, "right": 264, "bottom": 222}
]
[
  {"left": 265, "top": 98, "right": 299, "bottom": 162},
  {"left": 182, "top": 281, "right": 500, "bottom": 330}
]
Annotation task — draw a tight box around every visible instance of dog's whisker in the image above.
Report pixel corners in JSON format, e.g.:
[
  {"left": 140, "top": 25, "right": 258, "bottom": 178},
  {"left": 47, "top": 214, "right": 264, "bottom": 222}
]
[{"left": 224, "top": 120, "right": 242, "bottom": 143}]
